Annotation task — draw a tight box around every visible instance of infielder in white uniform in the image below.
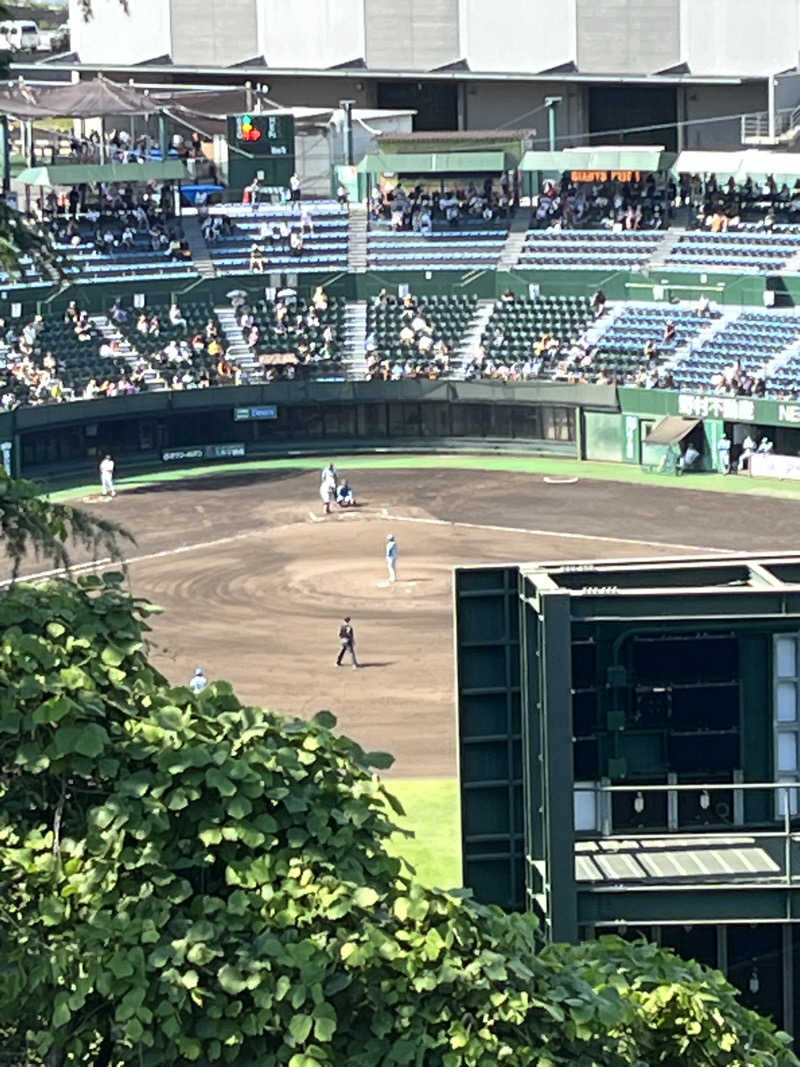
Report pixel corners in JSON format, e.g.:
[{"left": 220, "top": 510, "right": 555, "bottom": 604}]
[
  {"left": 99, "top": 454, "right": 116, "bottom": 498},
  {"left": 386, "top": 533, "right": 398, "bottom": 583}
]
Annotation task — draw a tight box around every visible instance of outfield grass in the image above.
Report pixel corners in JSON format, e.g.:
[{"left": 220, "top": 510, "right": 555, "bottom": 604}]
[
  {"left": 48, "top": 452, "right": 800, "bottom": 505},
  {"left": 384, "top": 778, "right": 461, "bottom": 890}
]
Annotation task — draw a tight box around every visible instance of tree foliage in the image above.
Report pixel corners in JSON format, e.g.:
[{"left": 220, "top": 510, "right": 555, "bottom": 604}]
[
  {"left": 0, "top": 575, "right": 797, "bottom": 1066},
  {"left": 0, "top": 472, "right": 133, "bottom": 581}
]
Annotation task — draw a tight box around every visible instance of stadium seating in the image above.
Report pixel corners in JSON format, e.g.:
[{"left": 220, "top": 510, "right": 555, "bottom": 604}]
[
  {"left": 589, "top": 305, "right": 709, "bottom": 380},
  {"left": 517, "top": 230, "right": 661, "bottom": 269},
  {"left": 367, "top": 294, "right": 477, "bottom": 367},
  {"left": 39, "top": 314, "right": 128, "bottom": 393},
  {"left": 248, "top": 296, "right": 345, "bottom": 361},
  {"left": 670, "top": 311, "right": 800, "bottom": 392},
  {"left": 115, "top": 301, "right": 223, "bottom": 358},
  {"left": 367, "top": 221, "right": 507, "bottom": 270},
  {"left": 207, "top": 200, "right": 348, "bottom": 273},
  {"left": 480, "top": 296, "right": 593, "bottom": 363},
  {"left": 664, "top": 231, "right": 800, "bottom": 273}
]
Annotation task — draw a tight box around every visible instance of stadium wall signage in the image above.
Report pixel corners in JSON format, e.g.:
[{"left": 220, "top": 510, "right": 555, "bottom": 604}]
[{"left": 162, "top": 443, "right": 246, "bottom": 462}]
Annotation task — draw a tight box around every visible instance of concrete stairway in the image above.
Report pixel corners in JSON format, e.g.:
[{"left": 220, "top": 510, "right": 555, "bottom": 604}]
[
  {"left": 182, "top": 213, "right": 217, "bottom": 279},
  {"left": 342, "top": 299, "right": 368, "bottom": 378},
  {"left": 88, "top": 313, "right": 156, "bottom": 384},
  {"left": 497, "top": 209, "right": 533, "bottom": 269},
  {"left": 347, "top": 203, "right": 368, "bottom": 272},
  {"left": 451, "top": 298, "right": 496, "bottom": 373},
  {"left": 644, "top": 228, "right": 684, "bottom": 270},
  {"left": 214, "top": 304, "right": 259, "bottom": 377}
]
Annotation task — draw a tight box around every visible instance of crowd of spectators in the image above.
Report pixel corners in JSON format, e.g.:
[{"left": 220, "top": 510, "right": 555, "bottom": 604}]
[
  {"left": 244, "top": 207, "right": 318, "bottom": 270},
  {"left": 232, "top": 286, "right": 343, "bottom": 380},
  {"left": 112, "top": 300, "right": 235, "bottom": 389},
  {"left": 33, "top": 180, "right": 191, "bottom": 266},
  {"left": 0, "top": 301, "right": 138, "bottom": 410},
  {"left": 533, "top": 173, "right": 671, "bottom": 230},
  {"left": 680, "top": 173, "right": 800, "bottom": 230},
  {"left": 369, "top": 174, "right": 517, "bottom": 232},
  {"left": 364, "top": 291, "right": 453, "bottom": 381}
]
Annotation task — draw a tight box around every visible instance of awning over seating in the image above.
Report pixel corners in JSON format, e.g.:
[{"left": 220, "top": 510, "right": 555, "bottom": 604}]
[
  {"left": 0, "top": 76, "right": 159, "bottom": 119},
  {"left": 674, "top": 148, "right": 800, "bottom": 185},
  {"left": 673, "top": 150, "right": 744, "bottom": 178},
  {"left": 645, "top": 416, "right": 701, "bottom": 446},
  {"left": 15, "top": 161, "right": 187, "bottom": 186},
  {"left": 519, "top": 146, "right": 671, "bottom": 175},
  {"left": 357, "top": 150, "right": 509, "bottom": 175}
]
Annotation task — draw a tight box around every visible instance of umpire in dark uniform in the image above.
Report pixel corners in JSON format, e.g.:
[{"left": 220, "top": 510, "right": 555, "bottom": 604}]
[{"left": 336, "top": 616, "right": 359, "bottom": 669}]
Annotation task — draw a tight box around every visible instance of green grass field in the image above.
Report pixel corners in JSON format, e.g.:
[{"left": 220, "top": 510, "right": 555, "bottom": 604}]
[
  {"left": 49, "top": 451, "right": 800, "bottom": 505},
  {"left": 385, "top": 778, "right": 461, "bottom": 890}
]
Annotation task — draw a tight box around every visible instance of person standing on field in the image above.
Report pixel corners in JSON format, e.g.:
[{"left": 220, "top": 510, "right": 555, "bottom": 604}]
[
  {"left": 386, "top": 533, "right": 398, "bottom": 583},
  {"left": 99, "top": 454, "right": 116, "bottom": 498},
  {"left": 336, "top": 616, "right": 359, "bottom": 668}
]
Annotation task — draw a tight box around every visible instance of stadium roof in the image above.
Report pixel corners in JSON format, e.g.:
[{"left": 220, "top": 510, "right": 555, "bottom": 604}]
[
  {"left": 520, "top": 146, "right": 672, "bottom": 173},
  {"left": 15, "top": 161, "right": 186, "bottom": 186},
  {"left": 357, "top": 150, "right": 510, "bottom": 174},
  {"left": 0, "top": 76, "right": 159, "bottom": 119},
  {"left": 674, "top": 149, "right": 800, "bottom": 184}
]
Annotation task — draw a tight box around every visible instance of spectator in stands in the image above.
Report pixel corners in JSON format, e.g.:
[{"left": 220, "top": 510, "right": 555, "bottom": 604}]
[
  {"left": 169, "top": 303, "right": 187, "bottom": 333},
  {"left": 663, "top": 319, "right": 676, "bottom": 344},
  {"left": 250, "top": 244, "right": 265, "bottom": 273},
  {"left": 337, "top": 182, "right": 349, "bottom": 207},
  {"left": 289, "top": 173, "right": 302, "bottom": 204},
  {"left": 590, "top": 289, "right": 607, "bottom": 318},
  {"left": 289, "top": 229, "right": 304, "bottom": 257},
  {"left": 696, "top": 294, "right": 712, "bottom": 318}
]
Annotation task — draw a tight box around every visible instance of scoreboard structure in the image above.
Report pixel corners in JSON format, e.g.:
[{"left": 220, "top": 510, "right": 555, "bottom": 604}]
[
  {"left": 225, "top": 113, "right": 296, "bottom": 191},
  {"left": 455, "top": 552, "right": 800, "bottom": 1036}
]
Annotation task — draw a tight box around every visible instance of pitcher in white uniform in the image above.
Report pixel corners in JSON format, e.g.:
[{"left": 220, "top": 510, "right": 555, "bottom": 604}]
[{"left": 99, "top": 454, "right": 116, "bottom": 498}]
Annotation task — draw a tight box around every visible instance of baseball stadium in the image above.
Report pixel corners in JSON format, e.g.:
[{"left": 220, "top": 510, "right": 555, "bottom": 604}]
[{"left": 9, "top": 0, "right": 800, "bottom": 1056}]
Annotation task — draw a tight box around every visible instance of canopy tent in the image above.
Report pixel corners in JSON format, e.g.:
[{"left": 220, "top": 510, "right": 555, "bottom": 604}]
[
  {"left": 645, "top": 417, "right": 701, "bottom": 446},
  {"left": 356, "top": 150, "right": 510, "bottom": 176},
  {"left": 519, "top": 146, "right": 672, "bottom": 176},
  {"left": 15, "top": 161, "right": 186, "bottom": 186},
  {"left": 0, "top": 76, "right": 159, "bottom": 120}
]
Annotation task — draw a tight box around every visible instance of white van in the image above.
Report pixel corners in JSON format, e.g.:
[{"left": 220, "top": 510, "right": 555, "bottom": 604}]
[{"left": 0, "top": 21, "right": 40, "bottom": 51}]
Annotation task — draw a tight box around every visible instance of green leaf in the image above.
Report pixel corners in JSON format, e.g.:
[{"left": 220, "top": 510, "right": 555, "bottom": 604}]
[
  {"left": 312, "top": 710, "right": 337, "bottom": 729},
  {"left": 101, "top": 645, "right": 125, "bottom": 667},
  {"left": 52, "top": 998, "right": 71, "bottom": 1029},
  {"left": 75, "top": 723, "right": 109, "bottom": 757},
  {"left": 217, "top": 964, "right": 247, "bottom": 995},
  {"left": 364, "top": 751, "right": 394, "bottom": 770},
  {"left": 206, "top": 768, "right": 236, "bottom": 797},
  {"left": 289, "top": 1013, "right": 313, "bottom": 1044},
  {"left": 353, "top": 886, "right": 379, "bottom": 909}
]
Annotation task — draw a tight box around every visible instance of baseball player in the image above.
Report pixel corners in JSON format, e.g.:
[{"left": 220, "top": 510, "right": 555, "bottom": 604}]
[
  {"left": 189, "top": 666, "right": 208, "bottom": 693},
  {"left": 99, "top": 454, "right": 116, "bottom": 498},
  {"left": 336, "top": 616, "right": 359, "bottom": 668},
  {"left": 320, "top": 474, "right": 337, "bottom": 514},
  {"left": 385, "top": 533, "right": 398, "bottom": 583}
]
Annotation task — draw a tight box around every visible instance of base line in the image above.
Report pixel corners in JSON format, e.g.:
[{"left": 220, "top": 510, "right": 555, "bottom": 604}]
[
  {"left": 6, "top": 511, "right": 727, "bottom": 587},
  {"left": 379, "top": 512, "right": 728, "bottom": 554}
]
